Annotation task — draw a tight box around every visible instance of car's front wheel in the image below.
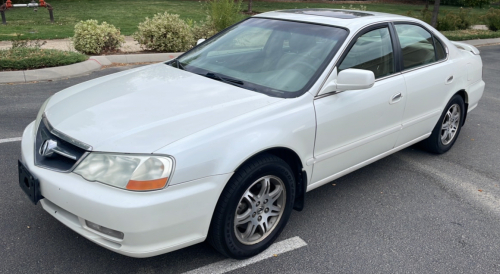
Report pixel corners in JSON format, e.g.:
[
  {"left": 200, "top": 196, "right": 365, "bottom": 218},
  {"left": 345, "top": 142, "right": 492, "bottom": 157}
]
[
  {"left": 207, "top": 153, "right": 295, "bottom": 259},
  {"left": 421, "top": 94, "right": 465, "bottom": 154}
]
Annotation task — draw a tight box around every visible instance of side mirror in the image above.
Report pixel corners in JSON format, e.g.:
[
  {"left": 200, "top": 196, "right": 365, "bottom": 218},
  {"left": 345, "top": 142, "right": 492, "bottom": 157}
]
[
  {"left": 197, "top": 39, "right": 206, "bottom": 45},
  {"left": 318, "top": 67, "right": 375, "bottom": 96},
  {"left": 336, "top": 68, "right": 375, "bottom": 92}
]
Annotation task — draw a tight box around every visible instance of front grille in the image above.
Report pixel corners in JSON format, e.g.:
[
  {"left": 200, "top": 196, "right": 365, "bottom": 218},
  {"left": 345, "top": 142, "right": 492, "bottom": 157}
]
[{"left": 34, "top": 116, "right": 90, "bottom": 172}]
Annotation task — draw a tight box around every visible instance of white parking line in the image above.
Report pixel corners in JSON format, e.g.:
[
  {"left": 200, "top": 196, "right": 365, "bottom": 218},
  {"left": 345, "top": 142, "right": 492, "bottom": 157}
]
[
  {"left": 0, "top": 137, "right": 22, "bottom": 144},
  {"left": 183, "top": 236, "right": 307, "bottom": 274}
]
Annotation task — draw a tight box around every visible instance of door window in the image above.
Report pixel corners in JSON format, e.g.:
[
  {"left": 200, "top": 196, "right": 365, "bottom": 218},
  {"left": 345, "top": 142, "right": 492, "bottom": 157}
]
[
  {"left": 395, "top": 24, "right": 439, "bottom": 70},
  {"left": 338, "top": 27, "right": 395, "bottom": 79},
  {"left": 435, "top": 37, "right": 447, "bottom": 61}
]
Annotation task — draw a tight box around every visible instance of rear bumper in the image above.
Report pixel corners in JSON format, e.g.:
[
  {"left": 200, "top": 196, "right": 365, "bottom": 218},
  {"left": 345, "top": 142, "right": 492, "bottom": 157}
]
[
  {"left": 21, "top": 121, "right": 230, "bottom": 258},
  {"left": 466, "top": 80, "right": 485, "bottom": 113}
]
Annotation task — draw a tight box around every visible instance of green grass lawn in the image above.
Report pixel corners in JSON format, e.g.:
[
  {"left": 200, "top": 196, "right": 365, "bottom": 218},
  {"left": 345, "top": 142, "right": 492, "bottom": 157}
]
[{"left": 0, "top": 0, "right": 496, "bottom": 41}]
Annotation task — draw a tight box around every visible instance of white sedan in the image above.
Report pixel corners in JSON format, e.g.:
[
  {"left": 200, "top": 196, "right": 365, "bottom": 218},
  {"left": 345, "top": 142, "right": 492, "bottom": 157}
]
[{"left": 19, "top": 9, "right": 484, "bottom": 259}]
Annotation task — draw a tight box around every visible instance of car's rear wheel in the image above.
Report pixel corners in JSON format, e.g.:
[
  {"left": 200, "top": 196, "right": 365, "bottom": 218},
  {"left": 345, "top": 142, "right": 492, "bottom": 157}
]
[
  {"left": 421, "top": 94, "right": 465, "bottom": 154},
  {"left": 207, "top": 153, "right": 295, "bottom": 259}
]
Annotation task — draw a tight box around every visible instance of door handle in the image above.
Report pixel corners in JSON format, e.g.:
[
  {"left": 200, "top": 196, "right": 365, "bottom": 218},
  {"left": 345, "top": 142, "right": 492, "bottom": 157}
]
[
  {"left": 446, "top": 75, "right": 454, "bottom": 84},
  {"left": 390, "top": 93, "right": 403, "bottom": 104}
]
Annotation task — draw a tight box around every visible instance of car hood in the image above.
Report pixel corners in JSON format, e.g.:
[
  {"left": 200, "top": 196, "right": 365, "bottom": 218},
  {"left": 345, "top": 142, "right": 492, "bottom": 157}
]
[{"left": 44, "top": 64, "right": 282, "bottom": 153}]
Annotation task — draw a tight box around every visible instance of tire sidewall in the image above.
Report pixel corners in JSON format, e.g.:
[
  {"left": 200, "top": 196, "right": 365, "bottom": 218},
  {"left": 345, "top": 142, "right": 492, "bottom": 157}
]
[{"left": 221, "top": 160, "right": 295, "bottom": 258}]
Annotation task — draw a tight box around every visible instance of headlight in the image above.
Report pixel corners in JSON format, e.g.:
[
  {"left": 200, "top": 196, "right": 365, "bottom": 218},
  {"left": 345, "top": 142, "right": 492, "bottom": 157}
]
[
  {"left": 73, "top": 153, "right": 174, "bottom": 191},
  {"left": 34, "top": 96, "right": 52, "bottom": 136}
]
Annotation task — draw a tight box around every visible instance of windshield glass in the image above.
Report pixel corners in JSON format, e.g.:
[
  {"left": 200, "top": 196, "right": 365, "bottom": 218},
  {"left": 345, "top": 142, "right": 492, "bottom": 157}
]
[{"left": 175, "top": 18, "right": 348, "bottom": 98}]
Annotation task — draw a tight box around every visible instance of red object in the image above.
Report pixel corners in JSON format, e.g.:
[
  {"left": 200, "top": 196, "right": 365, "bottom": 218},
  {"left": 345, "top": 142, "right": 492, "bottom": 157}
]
[
  {"left": 39, "top": 0, "right": 46, "bottom": 7},
  {"left": 6, "top": 0, "right": 12, "bottom": 9}
]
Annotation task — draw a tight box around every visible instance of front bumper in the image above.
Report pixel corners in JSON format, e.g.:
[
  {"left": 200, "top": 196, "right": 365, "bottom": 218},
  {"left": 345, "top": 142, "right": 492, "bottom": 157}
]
[{"left": 21, "top": 121, "right": 231, "bottom": 258}]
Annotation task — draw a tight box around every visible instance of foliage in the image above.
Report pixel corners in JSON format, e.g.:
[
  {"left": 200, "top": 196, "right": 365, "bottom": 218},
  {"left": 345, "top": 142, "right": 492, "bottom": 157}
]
[
  {"left": 407, "top": 8, "right": 473, "bottom": 31},
  {"left": 207, "top": 0, "right": 243, "bottom": 31},
  {"left": 72, "top": 20, "right": 124, "bottom": 55},
  {"left": 483, "top": 8, "right": 500, "bottom": 31},
  {"left": 341, "top": 5, "right": 367, "bottom": 11},
  {"left": 11, "top": 34, "right": 46, "bottom": 49},
  {"left": 133, "top": 12, "right": 194, "bottom": 52},
  {"left": 463, "top": 0, "right": 490, "bottom": 8},
  {"left": 441, "top": 29, "right": 500, "bottom": 40},
  {"left": 437, "top": 8, "right": 473, "bottom": 31},
  {"left": 0, "top": 48, "right": 88, "bottom": 71},
  {"left": 421, "top": 8, "right": 432, "bottom": 24},
  {"left": 189, "top": 16, "right": 218, "bottom": 41},
  {"left": 0, "top": 0, "right": 494, "bottom": 41}
]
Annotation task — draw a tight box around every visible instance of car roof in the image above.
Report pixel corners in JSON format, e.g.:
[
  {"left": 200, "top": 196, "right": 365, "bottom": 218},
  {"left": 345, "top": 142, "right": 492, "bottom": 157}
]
[{"left": 254, "top": 9, "right": 411, "bottom": 29}]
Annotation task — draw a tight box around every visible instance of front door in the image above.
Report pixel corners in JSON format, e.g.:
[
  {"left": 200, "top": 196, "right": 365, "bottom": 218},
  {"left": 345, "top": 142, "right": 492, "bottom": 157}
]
[{"left": 311, "top": 24, "right": 406, "bottom": 186}]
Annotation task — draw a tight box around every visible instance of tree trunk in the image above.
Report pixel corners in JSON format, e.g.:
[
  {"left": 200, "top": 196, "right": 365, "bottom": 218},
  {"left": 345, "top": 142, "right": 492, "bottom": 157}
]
[
  {"left": 425, "top": 0, "right": 429, "bottom": 10},
  {"left": 248, "top": 0, "right": 252, "bottom": 14},
  {"left": 431, "top": 0, "right": 441, "bottom": 28}
]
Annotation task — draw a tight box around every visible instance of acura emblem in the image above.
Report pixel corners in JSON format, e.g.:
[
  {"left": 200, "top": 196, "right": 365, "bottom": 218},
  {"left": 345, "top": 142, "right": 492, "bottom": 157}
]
[{"left": 40, "top": 139, "right": 58, "bottom": 157}]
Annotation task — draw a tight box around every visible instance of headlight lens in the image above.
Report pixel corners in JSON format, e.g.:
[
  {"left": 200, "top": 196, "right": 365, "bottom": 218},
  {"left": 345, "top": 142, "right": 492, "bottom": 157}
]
[{"left": 73, "top": 153, "right": 173, "bottom": 191}]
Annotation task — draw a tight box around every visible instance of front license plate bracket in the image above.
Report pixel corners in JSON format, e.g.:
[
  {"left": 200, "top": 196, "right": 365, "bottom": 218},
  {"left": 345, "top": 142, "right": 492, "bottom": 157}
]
[{"left": 18, "top": 160, "right": 43, "bottom": 205}]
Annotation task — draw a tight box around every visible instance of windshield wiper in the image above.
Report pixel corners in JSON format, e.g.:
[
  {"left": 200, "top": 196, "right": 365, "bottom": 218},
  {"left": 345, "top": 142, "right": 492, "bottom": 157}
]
[
  {"left": 205, "top": 72, "right": 245, "bottom": 87},
  {"left": 169, "top": 59, "right": 185, "bottom": 70}
]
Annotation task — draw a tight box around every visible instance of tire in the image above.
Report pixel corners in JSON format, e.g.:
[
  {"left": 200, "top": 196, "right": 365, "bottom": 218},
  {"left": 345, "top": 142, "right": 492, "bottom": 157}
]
[
  {"left": 421, "top": 94, "right": 465, "bottom": 154},
  {"left": 207, "top": 153, "right": 295, "bottom": 259}
]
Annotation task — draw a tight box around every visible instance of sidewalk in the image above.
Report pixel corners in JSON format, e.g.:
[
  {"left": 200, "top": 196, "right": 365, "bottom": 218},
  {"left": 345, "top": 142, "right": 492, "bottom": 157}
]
[{"left": 0, "top": 36, "right": 142, "bottom": 52}]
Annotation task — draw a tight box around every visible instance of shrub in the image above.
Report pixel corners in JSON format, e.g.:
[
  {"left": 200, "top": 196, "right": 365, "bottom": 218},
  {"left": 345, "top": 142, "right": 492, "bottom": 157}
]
[
  {"left": 72, "top": 20, "right": 124, "bottom": 55},
  {"left": 134, "top": 12, "right": 194, "bottom": 52},
  {"left": 341, "top": 5, "right": 367, "bottom": 11},
  {"left": 0, "top": 48, "right": 88, "bottom": 71},
  {"left": 11, "top": 34, "right": 46, "bottom": 49},
  {"left": 437, "top": 9, "right": 472, "bottom": 31},
  {"left": 421, "top": 8, "right": 432, "bottom": 25},
  {"left": 208, "top": 0, "right": 243, "bottom": 31},
  {"left": 463, "top": 0, "right": 490, "bottom": 8},
  {"left": 483, "top": 8, "right": 500, "bottom": 31},
  {"left": 190, "top": 16, "right": 218, "bottom": 41}
]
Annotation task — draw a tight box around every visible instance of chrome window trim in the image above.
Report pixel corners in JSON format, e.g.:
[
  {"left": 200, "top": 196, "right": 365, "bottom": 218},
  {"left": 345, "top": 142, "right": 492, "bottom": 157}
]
[
  {"left": 314, "top": 20, "right": 398, "bottom": 98},
  {"left": 392, "top": 21, "right": 450, "bottom": 73},
  {"left": 314, "top": 20, "right": 450, "bottom": 99}
]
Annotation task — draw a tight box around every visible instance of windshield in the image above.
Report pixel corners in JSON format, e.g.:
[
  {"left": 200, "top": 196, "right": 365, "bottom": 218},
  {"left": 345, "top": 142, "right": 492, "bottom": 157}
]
[{"left": 174, "top": 18, "right": 348, "bottom": 98}]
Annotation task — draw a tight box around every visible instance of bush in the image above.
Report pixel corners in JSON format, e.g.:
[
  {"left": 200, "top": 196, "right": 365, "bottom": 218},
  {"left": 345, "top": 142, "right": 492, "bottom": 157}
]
[
  {"left": 436, "top": 8, "right": 472, "bottom": 31},
  {"left": 208, "top": 0, "right": 243, "bottom": 31},
  {"left": 190, "top": 16, "right": 218, "bottom": 41},
  {"left": 133, "top": 12, "right": 194, "bottom": 52},
  {"left": 72, "top": 20, "right": 124, "bottom": 55},
  {"left": 483, "top": 8, "right": 500, "bottom": 31},
  {"left": 463, "top": 0, "right": 490, "bottom": 8},
  {"left": 0, "top": 48, "right": 88, "bottom": 71}
]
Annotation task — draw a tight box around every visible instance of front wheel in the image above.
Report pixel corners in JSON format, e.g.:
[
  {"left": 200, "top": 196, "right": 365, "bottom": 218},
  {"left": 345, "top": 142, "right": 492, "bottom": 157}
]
[
  {"left": 207, "top": 153, "right": 295, "bottom": 259},
  {"left": 421, "top": 94, "right": 465, "bottom": 154}
]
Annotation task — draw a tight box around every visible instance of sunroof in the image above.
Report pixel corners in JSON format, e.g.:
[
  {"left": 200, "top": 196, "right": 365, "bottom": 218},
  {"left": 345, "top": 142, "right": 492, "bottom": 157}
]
[{"left": 278, "top": 9, "right": 373, "bottom": 19}]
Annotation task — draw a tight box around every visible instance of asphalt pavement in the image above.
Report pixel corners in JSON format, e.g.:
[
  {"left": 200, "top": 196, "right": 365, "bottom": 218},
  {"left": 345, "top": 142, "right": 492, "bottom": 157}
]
[{"left": 1, "top": 45, "right": 500, "bottom": 273}]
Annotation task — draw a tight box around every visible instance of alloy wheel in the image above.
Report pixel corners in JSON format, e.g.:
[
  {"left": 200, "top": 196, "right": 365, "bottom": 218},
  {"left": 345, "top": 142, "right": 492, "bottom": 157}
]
[
  {"left": 234, "top": 175, "right": 286, "bottom": 245},
  {"left": 440, "top": 103, "right": 461, "bottom": 146}
]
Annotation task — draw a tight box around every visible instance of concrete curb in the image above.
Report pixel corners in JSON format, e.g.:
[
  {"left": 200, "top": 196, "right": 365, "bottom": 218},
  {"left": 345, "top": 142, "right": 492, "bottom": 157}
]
[
  {"left": 461, "top": 38, "right": 500, "bottom": 47},
  {"left": 0, "top": 53, "right": 182, "bottom": 84}
]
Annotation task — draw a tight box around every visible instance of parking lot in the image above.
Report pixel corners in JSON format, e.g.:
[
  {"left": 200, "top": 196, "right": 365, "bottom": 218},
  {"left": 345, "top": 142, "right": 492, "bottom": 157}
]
[{"left": 1, "top": 45, "right": 499, "bottom": 273}]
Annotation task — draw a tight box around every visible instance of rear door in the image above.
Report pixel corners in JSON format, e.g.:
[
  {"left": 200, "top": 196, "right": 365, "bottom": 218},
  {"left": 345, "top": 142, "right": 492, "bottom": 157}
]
[{"left": 392, "top": 23, "right": 454, "bottom": 146}]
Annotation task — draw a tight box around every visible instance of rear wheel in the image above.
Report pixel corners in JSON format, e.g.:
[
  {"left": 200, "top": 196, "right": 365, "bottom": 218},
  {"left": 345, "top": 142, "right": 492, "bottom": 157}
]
[
  {"left": 421, "top": 94, "right": 465, "bottom": 154},
  {"left": 207, "top": 153, "right": 295, "bottom": 259}
]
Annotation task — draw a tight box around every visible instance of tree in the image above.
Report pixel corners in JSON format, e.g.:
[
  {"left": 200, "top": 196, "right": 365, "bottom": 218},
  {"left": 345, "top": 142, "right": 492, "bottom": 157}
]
[
  {"left": 431, "top": 0, "right": 441, "bottom": 28},
  {"left": 248, "top": 0, "right": 252, "bottom": 14}
]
